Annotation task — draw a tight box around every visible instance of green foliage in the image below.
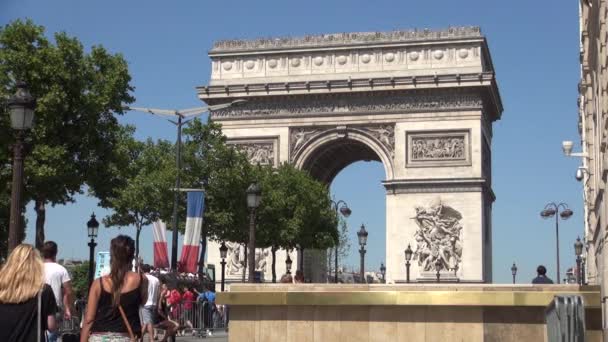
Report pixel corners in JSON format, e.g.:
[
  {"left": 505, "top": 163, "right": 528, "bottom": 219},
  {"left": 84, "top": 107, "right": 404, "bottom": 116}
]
[
  {"left": 182, "top": 118, "right": 254, "bottom": 244},
  {"left": 0, "top": 19, "right": 134, "bottom": 247},
  {"left": 67, "top": 262, "right": 90, "bottom": 297},
  {"left": 182, "top": 119, "right": 337, "bottom": 253},
  {"left": 102, "top": 134, "right": 176, "bottom": 257}
]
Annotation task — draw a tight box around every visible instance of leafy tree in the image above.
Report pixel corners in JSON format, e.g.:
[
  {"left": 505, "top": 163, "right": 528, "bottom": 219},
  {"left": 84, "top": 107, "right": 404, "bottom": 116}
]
[
  {"left": 0, "top": 19, "right": 134, "bottom": 248},
  {"left": 67, "top": 262, "right": 90, "bottom": 297},
  {"left": 256, "top": 163, "right": 338, "bottom": 281},
  {"left": 182, "top": 118, "right": 253, "bottom": 266},
  {"left": 102, "top": 134, "right": 176, "bottom": 260},
  {"left": 181, "top": 119, "right": 337, "bottom": 280}
]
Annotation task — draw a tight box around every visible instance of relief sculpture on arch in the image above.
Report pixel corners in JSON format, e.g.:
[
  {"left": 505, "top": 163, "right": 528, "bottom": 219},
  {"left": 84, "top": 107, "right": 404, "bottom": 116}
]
[{"left": 412, "top": 198, "right": 463, "bottom": 273}]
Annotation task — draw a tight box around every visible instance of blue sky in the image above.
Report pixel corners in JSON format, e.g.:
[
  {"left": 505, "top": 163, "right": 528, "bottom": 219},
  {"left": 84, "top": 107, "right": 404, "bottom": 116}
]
[{"left": 1, "top": 0, "right": 585, "bottom": 283}]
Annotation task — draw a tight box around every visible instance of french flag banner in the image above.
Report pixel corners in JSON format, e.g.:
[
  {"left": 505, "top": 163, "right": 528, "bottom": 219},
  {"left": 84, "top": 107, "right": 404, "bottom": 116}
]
[
  {"left": 178, "top": 191, "right": 204, "bottom": 273},
  {"left": 152, "top": 220, "right": 170, "bottom": 269}
]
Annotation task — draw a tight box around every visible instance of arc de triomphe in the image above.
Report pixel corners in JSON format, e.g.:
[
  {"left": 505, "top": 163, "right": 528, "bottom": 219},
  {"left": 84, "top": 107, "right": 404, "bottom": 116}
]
[{"left": 199, "top": 27, "right": 502, "bottom": 284}]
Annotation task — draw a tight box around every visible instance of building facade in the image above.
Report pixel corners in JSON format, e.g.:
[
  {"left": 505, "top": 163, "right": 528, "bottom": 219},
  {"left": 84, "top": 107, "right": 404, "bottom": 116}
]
[{"left": 578, "top": 0, "right": 608, "bottom": 333}]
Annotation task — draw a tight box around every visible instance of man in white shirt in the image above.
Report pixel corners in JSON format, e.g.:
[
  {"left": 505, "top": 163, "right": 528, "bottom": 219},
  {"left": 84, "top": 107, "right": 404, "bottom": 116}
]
[
  {"left": 42, "top": 241, "right": 74, "bottom": 342},
  {"left": 141, "top": 264, "right": 160, "bottom": 342}
]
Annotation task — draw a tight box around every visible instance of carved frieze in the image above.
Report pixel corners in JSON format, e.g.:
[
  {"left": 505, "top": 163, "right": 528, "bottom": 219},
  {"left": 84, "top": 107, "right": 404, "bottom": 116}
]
[
  {"left": 229, "top": 140, "right": 276, "bottom": 166},
  {"left": 411, "top": 136, "right": 465, "bottom": 161},
  {"left": 412, "top": 198, "right": 463, "bottom": 272},
  {"left": 406, "top": 130, "right": 470, "bottom": 166},
  {"left": 212, "top": 92, "right": 483, "bottom": 120}
]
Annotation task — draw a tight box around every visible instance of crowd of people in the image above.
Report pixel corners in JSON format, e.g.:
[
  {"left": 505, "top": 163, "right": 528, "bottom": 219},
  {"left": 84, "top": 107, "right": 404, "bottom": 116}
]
[{"left": 0, "top": 235, "right": 224, "bottom": 342}]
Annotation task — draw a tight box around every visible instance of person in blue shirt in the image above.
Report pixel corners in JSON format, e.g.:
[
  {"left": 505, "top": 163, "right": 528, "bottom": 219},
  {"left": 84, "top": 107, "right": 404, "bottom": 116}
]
[{"left": 197, "top": 286, "right": 216, "bottom": 336}]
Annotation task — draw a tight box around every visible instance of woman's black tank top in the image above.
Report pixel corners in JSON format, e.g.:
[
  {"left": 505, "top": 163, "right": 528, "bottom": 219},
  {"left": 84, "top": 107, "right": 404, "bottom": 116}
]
[{"left": 90, "top": 275, "right": 143, "bottom": 334}]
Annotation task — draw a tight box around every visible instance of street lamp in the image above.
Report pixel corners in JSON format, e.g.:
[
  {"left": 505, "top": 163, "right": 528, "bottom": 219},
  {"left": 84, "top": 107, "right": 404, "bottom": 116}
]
[
  {"left": 574, "top": 236, "right": 584, "bottom": 285},
  {"left": 380, "top": 263, "right": 386, "bottom": 283},
  {"left": 540, "top": 202, "right": 573, "bottom": 284},
  {"left": 219, "top": 242, "right": 228, "bottom": 292},
  {"left": 511, "top": 262, "right": 517, "bottom": 284},
  {"left": 127, "top": 99, "right": 247, "bottom": 271},
  {"left": 435, "top": 258, "right": 442, "bottom": 283},
  {"left": 357, "top": 224, "right": 368, "bottom": 283},
  {"left": 285, "top": 254, "right": 293, "bottom": 275},
  {"left": 87, "top": 213, "right": 99, "bottom": 290},
  {"left": 246, "top": 182, "right": 262, "bottom": 283},
  {"left": 330, "top": 200, "right": 351, "bottom": 283},
  {"left": 7, "top": 82, "right": 35, "bottom": 252},
  {"left": 404, "top": 244, "right": 413, "bottom": 283}
]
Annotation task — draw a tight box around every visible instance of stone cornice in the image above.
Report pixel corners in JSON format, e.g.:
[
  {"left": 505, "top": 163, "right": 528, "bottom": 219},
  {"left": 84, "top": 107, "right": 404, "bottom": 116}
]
[
  {"left": 201, "top": 72, "right": 495, "bottom": 97},
  {"left": 383, "top": 178, "right": 494, "bottom": 199},
  {"left": 210, "top": 27, "right": 482, "bottom": 53}
]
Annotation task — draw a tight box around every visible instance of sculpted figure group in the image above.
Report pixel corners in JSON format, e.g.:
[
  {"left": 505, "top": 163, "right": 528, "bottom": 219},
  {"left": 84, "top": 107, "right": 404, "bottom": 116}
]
[{"left": 412, "top": 199, "right": 463, "bottom": 272}]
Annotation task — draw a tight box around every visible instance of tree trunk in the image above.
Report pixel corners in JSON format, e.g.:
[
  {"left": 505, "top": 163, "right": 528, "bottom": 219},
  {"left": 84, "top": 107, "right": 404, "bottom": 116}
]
[
  {"left": 135, "top": 224, "right": 141, "bottom": 263},
  {"left": 34, "top": 199, "right": 46, "bottom": 250},
  {"left": 271, "top": 246, "right": 277, "bottom": 283},
  {"left": 199, "top": 224, "right": 207, "bottom": 276}
]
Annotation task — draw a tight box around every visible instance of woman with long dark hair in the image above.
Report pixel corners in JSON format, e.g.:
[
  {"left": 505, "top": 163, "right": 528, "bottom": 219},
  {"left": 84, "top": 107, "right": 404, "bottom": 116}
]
[{"left": 81, "top": 235, "right": 148, "bottom": 342}]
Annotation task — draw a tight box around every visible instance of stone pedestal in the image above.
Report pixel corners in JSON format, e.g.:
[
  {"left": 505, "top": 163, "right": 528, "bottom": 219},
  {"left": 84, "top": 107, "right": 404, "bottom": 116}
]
[{"left": 219, "top": 284, "right": 602, "bottom": 342}]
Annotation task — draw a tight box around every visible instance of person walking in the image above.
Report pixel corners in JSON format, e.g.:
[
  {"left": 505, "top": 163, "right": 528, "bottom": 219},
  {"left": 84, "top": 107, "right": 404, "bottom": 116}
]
[
  {"left": 80, "top": 235, "right": 148, "bottom": 342},
  {"left": 532, "top": 265, "right": 555, "bottom": 284},
  {"left": 155, "top": 282, "right": 178, "bottom": 342},
  {"left": 42, "top": 241, "right": 75, "bottom": 342},
  {"left": 141, "top": 264, "right": 160, "bottom": 342},
  {"left": 0, "top": 244, "right": 58, "bottom": 342}
]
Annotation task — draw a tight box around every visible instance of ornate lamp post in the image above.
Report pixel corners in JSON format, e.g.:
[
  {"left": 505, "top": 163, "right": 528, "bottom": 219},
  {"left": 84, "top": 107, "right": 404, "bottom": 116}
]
[
  {"left": 330, "top": 200, "right": 351, "bottom": 283},
  {"left": 7, "top": 82, "right": 35, "bottom": 252},
  {"left": 219, "top": 242, "right": 228, "bottom": 292},
  {"left": 540, "top": 203, "right": 573, "bottom": 284},
  {"left": 246, "top": 182, "right": 262, "bottom": 283},
  {"left": 404, "top": 244, "right": 413, "bottom": 283},
  {"left": 87, "top": 213, "right": 99, "bottom": 290},
  {"left": 285, "top": 254, "right": 293, "bottom": 275},
  {"left": 435, "top": 258, "right": 442, "bottom": 283},
  {"left": 357, "top": 224, "right": 368, "bottom": 283},
  {"left": 380, "top": 263, "right": 386, "bottom": 283},
  {"left": 574, "top": 236, "right": 584, "bottom": 285},
  {"left": 511, "top": 262, "right": 518, "bottom": 284}
]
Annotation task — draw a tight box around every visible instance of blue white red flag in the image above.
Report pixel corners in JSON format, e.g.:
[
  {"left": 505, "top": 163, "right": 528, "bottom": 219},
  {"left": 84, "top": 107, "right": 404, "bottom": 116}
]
[
  {"left": 178, "top": 191, "right": 204, "bottom": 273},
  {"left": 152, "top": 220, "right": 170, "bottom": 269}
]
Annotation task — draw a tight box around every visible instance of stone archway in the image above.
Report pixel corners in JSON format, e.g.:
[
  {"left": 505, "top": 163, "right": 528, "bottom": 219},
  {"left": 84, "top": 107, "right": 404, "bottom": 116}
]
[
  {"left": 200, "top": 27, "right": 502, "bottom": 284},
  {"left": 292, "top": 126, "right": 394, "bottom": 183}
]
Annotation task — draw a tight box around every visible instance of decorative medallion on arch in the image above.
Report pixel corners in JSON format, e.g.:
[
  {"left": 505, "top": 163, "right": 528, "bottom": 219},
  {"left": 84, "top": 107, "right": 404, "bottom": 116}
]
[{"left": 290, "top": 125, "right": 395, "bottom": 183}]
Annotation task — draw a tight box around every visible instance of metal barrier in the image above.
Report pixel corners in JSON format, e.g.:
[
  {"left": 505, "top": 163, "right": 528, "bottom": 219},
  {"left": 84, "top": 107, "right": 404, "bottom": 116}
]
[
  {"left": 163, "top": 300, "right": 228, "bottom": 338},
  {"left": 55, "top": 301, "right": 230, "bottom": 339},
  {"left": 545, "top": 295, "right": 586, "bottom": 342}
]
